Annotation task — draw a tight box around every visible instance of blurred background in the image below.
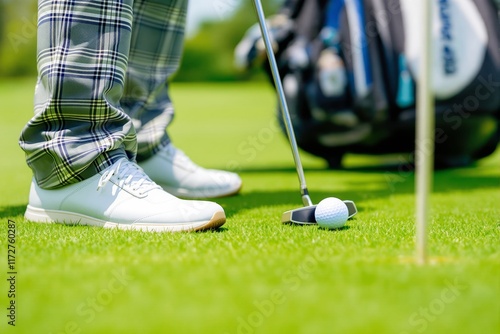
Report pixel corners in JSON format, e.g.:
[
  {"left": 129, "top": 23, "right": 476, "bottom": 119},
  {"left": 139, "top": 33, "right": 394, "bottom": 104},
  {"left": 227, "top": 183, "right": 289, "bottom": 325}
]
[
  {"left": 1, "top": 0, "right": 499, "bottom": 79},
  {"left": 0, "top": 0, "right": 280, "bottom": 80},
  {"left": 2, "top": 0, "right": 499, "bottom": 170}
]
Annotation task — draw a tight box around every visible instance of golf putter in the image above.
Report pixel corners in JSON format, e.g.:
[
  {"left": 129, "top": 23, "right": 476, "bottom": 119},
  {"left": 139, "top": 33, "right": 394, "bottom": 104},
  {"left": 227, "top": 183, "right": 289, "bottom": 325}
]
[{"left": 251, "top": 0, "right": 357, "bottom": 224}]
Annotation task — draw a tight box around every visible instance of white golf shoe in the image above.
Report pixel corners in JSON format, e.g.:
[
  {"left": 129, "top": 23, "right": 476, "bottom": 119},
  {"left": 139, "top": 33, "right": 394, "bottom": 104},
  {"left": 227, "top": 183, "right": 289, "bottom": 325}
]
[
  {"left": 139, "top": 143, "right": 242, "bottom": 199},
  {"left": 24, "top": 158, "right": 226, "bottom": 232}
]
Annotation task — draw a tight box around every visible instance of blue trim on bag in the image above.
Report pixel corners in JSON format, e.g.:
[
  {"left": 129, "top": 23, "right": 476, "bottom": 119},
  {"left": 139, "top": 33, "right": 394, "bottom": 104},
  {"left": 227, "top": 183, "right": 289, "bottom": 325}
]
[
  {"left": 396, "top": 55, "right": 415, "bottom": 108},
  {"left": 350, "top": 0, "right": 372, "bottom": 88},
  {"left": 323, "top": 0, "right": 345, "bottom": 47},
  {"left": 325, "top": 0, "right": 345, "bottom": 31}
]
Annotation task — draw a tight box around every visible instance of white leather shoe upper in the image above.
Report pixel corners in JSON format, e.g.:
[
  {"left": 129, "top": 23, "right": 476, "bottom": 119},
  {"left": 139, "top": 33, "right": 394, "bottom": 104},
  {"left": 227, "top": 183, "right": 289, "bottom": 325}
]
[
  {"left": 139, "top": 144, "right": 242, "bottom": 199},
  {"left": 25, "top": 159, "right": 226, "bottom": 232}
]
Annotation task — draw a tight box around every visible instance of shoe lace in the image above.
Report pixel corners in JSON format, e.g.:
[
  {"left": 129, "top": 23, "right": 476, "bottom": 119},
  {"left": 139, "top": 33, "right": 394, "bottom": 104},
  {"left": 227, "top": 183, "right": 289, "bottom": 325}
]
[{"left": 97, "top": 158, "right": 160, "bottom": 194}]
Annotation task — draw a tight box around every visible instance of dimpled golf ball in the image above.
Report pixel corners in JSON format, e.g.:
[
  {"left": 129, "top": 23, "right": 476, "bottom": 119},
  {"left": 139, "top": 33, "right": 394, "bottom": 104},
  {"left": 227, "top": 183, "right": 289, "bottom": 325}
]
[{"left": 315, "top": 197, "right": 349, "bottom": 229}]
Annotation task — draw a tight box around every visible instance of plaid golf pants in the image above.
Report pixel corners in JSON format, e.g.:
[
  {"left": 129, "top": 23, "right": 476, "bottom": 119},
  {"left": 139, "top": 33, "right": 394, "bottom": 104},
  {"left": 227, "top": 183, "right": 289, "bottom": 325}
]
[{"left": 19, "top": 0, "right": 187, "bottom": 189}]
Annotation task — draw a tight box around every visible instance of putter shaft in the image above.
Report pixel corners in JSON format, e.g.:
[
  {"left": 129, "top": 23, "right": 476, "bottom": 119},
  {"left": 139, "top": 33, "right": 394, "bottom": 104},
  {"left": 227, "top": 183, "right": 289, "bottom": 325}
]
[{"left": 252, "top": 0, "right": 312, "bottom": 207}]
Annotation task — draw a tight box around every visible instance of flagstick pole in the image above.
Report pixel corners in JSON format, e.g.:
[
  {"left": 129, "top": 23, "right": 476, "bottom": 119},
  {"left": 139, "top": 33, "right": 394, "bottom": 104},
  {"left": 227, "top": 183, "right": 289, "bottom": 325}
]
[{"left": 416, "top": 0, "right": 435, "bottom": 265}]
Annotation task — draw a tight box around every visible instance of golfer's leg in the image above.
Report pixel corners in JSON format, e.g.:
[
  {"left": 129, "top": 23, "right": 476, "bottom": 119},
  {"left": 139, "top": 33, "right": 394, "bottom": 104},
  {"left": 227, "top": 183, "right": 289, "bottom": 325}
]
[
  {"left": 19, "top": 0, "right": 137, "bottom": 189},
  {"left": 121, "top": 0, "right": 242, "bottom": 198},
  {"left": 18, "top": 0, "right": 227, "bottom": 232},
  {"left": 121, "top": 0, "right": 188, "bottom": 161}
]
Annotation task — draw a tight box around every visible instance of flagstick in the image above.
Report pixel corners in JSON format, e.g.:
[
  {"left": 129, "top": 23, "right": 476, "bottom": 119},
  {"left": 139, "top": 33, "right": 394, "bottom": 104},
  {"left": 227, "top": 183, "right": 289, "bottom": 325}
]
[{"left": 416, "top": 0, "right": 435, "bottom": 265}]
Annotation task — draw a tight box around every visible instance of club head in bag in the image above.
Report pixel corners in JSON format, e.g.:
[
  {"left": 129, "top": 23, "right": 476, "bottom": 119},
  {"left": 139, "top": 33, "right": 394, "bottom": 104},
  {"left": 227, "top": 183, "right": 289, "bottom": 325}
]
[{"left": 281, "top": 201, "right": 358, "bottom": 225}]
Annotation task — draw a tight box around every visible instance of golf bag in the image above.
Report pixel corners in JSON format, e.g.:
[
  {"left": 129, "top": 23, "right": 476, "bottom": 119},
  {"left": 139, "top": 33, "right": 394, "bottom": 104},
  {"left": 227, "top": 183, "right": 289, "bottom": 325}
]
[{"left": 236, "top": 0, "right": 500, "bottom": 168}]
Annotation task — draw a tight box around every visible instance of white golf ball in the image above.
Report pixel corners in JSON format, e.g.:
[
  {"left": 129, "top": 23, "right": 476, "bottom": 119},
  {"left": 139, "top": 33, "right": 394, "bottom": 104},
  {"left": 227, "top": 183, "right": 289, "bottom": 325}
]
[{"left": 315, "top": 197, "right": 349, "bottom": 229}]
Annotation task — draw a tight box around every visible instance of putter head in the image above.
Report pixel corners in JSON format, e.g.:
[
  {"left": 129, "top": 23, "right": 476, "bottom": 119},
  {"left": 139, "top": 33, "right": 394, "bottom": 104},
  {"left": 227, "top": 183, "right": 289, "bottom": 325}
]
[{"left": 281, "top": 200, "right": 357, "bottom": 225}]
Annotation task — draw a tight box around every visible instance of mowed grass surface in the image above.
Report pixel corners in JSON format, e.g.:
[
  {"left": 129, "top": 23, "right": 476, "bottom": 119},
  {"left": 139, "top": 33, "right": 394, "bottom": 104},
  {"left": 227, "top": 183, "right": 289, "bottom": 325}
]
[{"left": 0, "top": 78, "right": 499, "bottom": 334}]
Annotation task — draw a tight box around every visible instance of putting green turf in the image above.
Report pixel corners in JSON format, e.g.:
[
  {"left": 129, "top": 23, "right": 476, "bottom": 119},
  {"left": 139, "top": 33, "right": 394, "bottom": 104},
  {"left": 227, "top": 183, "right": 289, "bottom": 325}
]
[{"left": 0, "top": 78, "right": 499, "bottom": 334}]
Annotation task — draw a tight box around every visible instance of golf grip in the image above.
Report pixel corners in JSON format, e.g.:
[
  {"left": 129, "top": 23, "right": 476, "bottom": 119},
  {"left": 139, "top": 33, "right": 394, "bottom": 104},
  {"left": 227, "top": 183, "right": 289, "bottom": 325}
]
[{"left": 251, "top": 0, "right": 313, "bottom": 207}]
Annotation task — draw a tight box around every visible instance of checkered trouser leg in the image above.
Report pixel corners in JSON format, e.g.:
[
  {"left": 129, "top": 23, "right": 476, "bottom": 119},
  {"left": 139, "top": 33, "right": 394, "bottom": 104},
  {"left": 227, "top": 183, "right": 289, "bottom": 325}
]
[
  {"left": 124, "top": 0, "right": 187, "bottom": 161},
  {"left": 19, "top": 0, "right": 187, "bottom": 189}
]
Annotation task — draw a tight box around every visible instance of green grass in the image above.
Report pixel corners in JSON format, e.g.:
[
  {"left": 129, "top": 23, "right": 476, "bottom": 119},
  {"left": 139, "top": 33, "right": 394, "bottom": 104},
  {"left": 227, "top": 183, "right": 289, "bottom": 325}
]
[{"left": 0, "top": 78, "right": 499, "bottom": 334}]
